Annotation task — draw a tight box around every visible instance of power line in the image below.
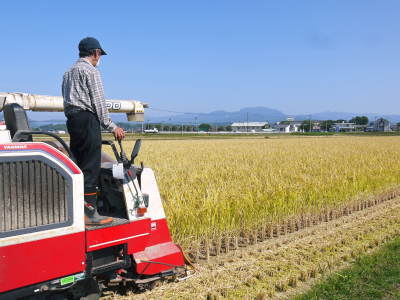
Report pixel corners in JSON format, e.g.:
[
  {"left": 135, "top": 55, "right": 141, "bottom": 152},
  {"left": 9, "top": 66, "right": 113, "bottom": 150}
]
[{"left": 146, "top": 107, "right": 202, "bottom": 115}]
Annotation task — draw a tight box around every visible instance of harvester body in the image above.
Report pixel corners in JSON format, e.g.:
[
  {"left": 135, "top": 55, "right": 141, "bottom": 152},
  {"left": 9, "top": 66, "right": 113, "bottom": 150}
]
[{"left": 0, "top": 93, "right": 185, "bottom": 299}]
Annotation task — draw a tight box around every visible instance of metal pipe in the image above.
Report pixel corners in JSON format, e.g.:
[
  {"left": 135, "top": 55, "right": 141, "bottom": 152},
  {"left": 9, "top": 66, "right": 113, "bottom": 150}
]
[{"left": 0, "top": 92, "right": 148, "bottom": 122}]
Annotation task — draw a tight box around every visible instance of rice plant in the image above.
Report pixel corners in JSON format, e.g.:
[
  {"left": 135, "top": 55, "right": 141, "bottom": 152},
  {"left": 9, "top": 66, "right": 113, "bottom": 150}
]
[{"left": 109, "top": 137, "right": 400, "bottom": 252}]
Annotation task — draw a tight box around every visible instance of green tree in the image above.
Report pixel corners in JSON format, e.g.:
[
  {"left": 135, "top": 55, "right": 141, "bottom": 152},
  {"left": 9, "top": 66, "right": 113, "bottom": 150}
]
[
  {"left": 279, "top": 120, "right": 290, "bottom": 125},
  {"left": 154, "top": 124, "right": 162, "bottom": 131},
  {"left": 299, "top": 121, "right": 311, "bottom": 132},
  {"left": 199, "top": 123, "right": 212, "bottom": 132},
  {"left": 350, "top": 116, "right": 369, "bottom": 125},
  {"left": 320, "top": 120, "right": 335, "bottom": 131}
]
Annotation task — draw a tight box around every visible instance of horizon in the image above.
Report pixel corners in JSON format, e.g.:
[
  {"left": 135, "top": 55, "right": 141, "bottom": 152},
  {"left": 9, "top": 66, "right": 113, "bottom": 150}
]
[{"left": 22, "top": 104, "right": 400, "bottom": 124}]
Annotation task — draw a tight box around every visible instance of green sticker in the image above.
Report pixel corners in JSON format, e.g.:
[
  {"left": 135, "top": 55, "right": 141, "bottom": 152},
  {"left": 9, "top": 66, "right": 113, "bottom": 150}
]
[{"left": 60, "top": 275, "right": 75, "bottom": 286}]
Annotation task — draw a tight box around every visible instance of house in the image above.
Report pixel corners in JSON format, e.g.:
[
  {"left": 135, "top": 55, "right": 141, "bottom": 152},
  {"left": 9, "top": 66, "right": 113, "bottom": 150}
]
[
  {"left": 373, "top": 118, "right": 391, "bottom": 132},
  {"left": 231, "top": 122, "right": 268, "bottom": 132},
  {"left": 274, "top": 123, "right": 300, "bottom": 133},
  {"left": 333, "top": 122, "right": 356, "bottom": 132}
]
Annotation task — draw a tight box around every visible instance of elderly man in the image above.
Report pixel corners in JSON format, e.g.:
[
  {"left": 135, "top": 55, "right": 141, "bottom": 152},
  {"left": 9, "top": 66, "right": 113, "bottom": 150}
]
[{"left": 62, "top": 37, "right": 125, "bottom": 226}]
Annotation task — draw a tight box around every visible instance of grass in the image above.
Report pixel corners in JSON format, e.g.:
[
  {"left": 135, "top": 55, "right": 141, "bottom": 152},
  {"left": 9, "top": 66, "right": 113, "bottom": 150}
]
[{"left": 294, "top": 236, "right": 400, "bottom": 300}]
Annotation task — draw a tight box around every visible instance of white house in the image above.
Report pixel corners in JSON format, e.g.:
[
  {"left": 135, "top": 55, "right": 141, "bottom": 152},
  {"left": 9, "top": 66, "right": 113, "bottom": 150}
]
[
  {"left": 231, "top": 122, "right": 268, "bottom": 132},
  {"left": 274, "top": 123, "right": 300, "bottom": 133}
]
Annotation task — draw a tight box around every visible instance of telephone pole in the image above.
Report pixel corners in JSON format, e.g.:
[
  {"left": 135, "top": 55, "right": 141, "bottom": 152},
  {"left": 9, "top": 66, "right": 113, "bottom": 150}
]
[{"left": 246, "top": 112, "right": 249, "bottom": 133}]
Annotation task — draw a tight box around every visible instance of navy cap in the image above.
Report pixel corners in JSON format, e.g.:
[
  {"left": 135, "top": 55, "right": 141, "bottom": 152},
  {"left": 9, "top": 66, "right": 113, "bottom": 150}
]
[{"left": 78, "top": 37, "right": 107, "bottom": 55}]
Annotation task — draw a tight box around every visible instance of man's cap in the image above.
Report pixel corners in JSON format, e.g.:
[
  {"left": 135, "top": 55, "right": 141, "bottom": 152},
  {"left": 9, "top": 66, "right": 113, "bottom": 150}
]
[{"left": 78, "top": 37, "right": 107, "bottom": 55}]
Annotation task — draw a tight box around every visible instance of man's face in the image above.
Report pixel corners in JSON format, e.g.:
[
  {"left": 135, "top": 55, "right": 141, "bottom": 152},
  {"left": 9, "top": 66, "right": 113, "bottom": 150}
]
[{"left": 92, "top": 49, "right": 102, "bottom": 67}]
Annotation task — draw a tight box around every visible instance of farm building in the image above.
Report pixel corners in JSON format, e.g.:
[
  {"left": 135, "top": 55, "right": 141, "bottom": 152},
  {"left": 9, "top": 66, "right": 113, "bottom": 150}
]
[
  {"left": 373, "top": 118, "right": 391, "bottom": 132},
  {"left": 231, "top": 122, "right": 268, "bottom": 132}
]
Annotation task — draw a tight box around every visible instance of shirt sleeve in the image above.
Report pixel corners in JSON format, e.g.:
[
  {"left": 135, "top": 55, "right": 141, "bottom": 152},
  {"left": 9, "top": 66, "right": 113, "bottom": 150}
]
[{"left": 87, "top": 69, "right": 118, "bottom": 131}]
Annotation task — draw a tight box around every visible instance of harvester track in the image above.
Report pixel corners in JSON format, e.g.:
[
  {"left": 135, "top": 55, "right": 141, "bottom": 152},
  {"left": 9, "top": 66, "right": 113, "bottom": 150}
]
[{"left": 101, "top": 189, "right": 400, "bottom": 299}]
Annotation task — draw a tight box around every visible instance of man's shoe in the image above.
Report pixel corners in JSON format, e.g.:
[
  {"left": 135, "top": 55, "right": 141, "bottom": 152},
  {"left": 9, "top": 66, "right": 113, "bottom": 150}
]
[{"left": 85, "top": 205, "right": 113, "bottom": 226}]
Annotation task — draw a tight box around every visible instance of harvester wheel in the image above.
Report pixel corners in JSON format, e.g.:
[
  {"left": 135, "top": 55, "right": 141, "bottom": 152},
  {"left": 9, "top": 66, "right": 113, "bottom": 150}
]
[{"left": 78, "top": 278, "right": 101, "bottom": 300}]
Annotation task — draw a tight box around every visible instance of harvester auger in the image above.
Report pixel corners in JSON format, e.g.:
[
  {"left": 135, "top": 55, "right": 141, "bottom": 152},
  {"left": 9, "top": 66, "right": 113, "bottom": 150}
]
[{"left": 0, "top": 92, "right": 192, "bottom": 300}]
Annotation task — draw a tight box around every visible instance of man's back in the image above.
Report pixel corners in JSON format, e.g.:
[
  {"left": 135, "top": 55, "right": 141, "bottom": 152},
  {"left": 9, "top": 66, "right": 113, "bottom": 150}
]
[
  {"left": 62, "top": 58, "right": 99, "bottom": 116},
  {"left": 62, "top": 57, "right": 116, "bottom": 132}
]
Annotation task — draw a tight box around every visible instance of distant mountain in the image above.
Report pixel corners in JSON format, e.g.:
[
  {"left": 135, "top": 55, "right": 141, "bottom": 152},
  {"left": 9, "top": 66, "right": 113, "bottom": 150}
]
[{"left": 150, "top": 107, "right": 287, "bottom": 124}]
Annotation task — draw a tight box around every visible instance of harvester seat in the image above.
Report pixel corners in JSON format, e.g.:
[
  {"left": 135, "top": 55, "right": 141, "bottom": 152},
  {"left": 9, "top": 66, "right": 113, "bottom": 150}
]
[{"left": 3, "top": 103, "right": 32, "bottom": 141}]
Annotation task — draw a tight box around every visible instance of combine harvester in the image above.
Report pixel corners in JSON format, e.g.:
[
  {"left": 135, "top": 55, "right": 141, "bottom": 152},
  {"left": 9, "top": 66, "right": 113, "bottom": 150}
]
[{"left": 0, "top": 93, "right": 191, "bottom": 299}]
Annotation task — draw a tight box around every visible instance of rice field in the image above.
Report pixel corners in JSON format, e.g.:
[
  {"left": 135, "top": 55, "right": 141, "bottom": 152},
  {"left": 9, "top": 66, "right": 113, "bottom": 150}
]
[{"left": 108, "top": 136, "right": 400, "bottom": 255}]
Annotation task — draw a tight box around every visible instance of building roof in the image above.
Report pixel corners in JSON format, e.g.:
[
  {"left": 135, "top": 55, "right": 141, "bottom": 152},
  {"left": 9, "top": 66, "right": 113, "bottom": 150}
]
[
  {"left": 333, "top": 122, "right": 356, "bottom": 126},
  {"left": 275, "top": 124, "right": 290, "bottom": 129},
  {"left": 231, "top": 122, "right": 267, "bottom": 127}
]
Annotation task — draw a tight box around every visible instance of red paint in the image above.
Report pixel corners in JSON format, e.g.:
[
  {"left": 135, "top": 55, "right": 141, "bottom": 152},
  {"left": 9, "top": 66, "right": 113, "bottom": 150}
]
[
  {"left": 146, "top": 218, "right": 173, "bottom": 246},
  {"left": 130, "top": 218, "right": 185, "bottom": 275},
  {"left": 133, "top": 242, "right": 185, "bottom": 275},
  {"left": 86, "top": 218, "right": 151, "bottom": 252},
  {"left": 0, "top": 232, "right": 85, "bottom": 293},
  {"left": 0, "top": 143, "right": 81, "bottom": 174}
]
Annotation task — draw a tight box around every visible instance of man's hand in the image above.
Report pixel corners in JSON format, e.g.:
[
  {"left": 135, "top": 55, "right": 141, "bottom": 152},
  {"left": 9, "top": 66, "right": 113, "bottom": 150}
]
[{"left": 113, "top": 127, "right": 125, "bottom": 141}]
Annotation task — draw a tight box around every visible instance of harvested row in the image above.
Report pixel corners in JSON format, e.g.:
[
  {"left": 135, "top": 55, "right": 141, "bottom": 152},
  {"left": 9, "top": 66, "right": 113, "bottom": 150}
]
[
  {"left": 190, "top": 187, "right": 400, "bottom": 261},
  {"left": 108, "top": 191, "right": 400, "bottom": 299},
  {"left": 113, "top": 137, "right": 400, "bottom": 255}
]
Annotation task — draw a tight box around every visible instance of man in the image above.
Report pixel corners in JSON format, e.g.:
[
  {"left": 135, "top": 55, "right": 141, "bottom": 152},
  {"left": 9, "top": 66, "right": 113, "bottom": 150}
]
[{"left": 62, "top": 37, "right": 125, "bottom": 226}]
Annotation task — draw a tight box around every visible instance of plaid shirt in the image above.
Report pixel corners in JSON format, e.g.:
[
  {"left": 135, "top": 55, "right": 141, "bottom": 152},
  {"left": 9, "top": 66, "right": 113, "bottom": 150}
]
[{"left": 62, "top": 58, "right": 117, "bottom": 131}]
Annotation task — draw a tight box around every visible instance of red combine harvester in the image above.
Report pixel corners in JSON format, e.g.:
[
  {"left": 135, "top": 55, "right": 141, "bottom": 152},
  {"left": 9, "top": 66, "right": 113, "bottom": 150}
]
[{"left": 0, "top": 93, "right": 189, "bottom": 299}]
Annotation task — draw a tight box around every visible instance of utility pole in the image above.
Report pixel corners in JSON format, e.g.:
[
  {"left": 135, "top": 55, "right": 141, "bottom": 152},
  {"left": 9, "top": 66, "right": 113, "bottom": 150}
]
[
  {"left": 309, "top": 115, "right": 312, "bottom": 133},
  {"left": 246, "top": 112, "right": 249, "bottom": 133}
]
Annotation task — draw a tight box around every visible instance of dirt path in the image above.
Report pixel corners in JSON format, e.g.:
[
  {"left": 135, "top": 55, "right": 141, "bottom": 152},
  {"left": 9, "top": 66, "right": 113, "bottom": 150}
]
[{"left": 102, "top": 196, "right": 400, "bottom": 300}]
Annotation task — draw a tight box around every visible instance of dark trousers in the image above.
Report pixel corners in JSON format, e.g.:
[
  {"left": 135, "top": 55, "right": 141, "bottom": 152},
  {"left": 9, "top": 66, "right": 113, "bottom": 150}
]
[{"left": 66, "top": 111, "right": 101, "bottom": 205}]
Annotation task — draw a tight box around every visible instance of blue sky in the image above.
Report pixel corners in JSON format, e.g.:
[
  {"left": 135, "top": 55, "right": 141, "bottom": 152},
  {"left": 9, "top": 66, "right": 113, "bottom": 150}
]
[{"left": 1, "top": 0, "right": 400, "bottom": 120}]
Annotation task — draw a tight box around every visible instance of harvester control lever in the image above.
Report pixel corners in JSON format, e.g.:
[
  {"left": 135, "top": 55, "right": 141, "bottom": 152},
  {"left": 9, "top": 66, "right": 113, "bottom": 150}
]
[
  {"left": 116, "top": 139, "right": 142, "bottom": 170},
  {"left": 101, "top": 140, "right": 122, "bottom": 163},
  {"left": 118, "top": 140, "right": 130, "bottom": 169}
]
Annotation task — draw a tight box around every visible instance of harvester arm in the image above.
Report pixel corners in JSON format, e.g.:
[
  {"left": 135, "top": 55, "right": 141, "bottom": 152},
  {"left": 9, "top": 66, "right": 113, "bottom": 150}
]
[{"left": 0, "top": 92, "right": 148, "bottom": 122}]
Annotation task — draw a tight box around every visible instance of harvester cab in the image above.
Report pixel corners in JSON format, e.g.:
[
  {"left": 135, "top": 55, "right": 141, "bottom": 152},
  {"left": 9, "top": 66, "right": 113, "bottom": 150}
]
[{"left": 0, "top": 93, "right": 188, "bottom": 300}]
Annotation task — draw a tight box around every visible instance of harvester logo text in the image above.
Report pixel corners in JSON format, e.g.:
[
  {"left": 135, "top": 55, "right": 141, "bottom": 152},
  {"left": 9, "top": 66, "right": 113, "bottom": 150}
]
[
  {"left": 106, "top": 102, "right": 121, "bottom": 110},
  {"left": 2, "top": 145, "right": 28, "bottom": 150}
]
